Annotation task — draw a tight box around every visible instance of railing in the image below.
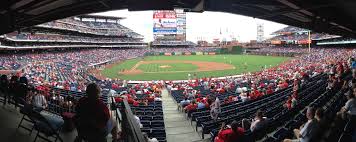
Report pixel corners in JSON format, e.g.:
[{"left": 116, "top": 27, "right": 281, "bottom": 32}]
[{"left": 119, "top": 99, "right": 145, "bottom": 142}]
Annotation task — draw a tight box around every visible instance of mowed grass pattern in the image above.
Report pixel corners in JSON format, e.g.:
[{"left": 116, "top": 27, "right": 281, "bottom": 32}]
[
  {"left": 101, "top": 55, "right": 289, "bottom": 80},
  {"left": 137, "top": 63, "right": 198, "bottom": 72}
]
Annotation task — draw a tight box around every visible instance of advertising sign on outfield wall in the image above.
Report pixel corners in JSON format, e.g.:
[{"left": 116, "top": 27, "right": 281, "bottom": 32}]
[
  {"left": 195, "top": 52, "right": 203, "bottom": 55},
  {"left": 184, "top": 52, "right": 191, "bottom": 55},
  {"left": 164, "top": 52, "right": 172, "bottom": 56},
  {"left": 208, "top": 52, "right": 216, "bottom": 55}
]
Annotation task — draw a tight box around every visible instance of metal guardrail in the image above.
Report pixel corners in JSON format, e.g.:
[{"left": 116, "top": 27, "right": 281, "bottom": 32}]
[{"left": 119, "top": 99, "right": 146, "bottom": 142}]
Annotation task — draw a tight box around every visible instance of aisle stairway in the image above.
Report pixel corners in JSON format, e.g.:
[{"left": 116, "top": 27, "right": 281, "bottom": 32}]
[{"left": 161, "top": 89, "right": 209, "bottom": 142}]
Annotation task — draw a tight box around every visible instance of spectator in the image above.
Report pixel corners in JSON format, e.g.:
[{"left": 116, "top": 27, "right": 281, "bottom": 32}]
[
  {"left": 284, "top": 95, "right": 297, "bottom": 110},
  {"left": 311, "top": 108, "right": 327, "bottom": 141},
  {"left": 0, "top": 75, "right": 9, "bottom": 106},
  {"left": 133, "top": 110, "right": 143, "bottom": 128},
  {"left": 210, "top": 96, "right": 221, "bottom": 121},
  {"left": 214, "top": 121, "right": 245, "bottom": 142},
  {"left": 143, "top": 132, "right": 158, "bottom": 142},
  {"left": 337, "top": 89, "right": 356, "bottom": 120},
  {"left": 240, "top": 90, "right": 249, "bottom": 102},
  {"left": 284, "top": 107, "right": 318, "bottom": 142},
  {"left": 179, "top": 97, "right": 190, "bottom": 110},
  {"left": 197, "top": 100, "right": 206, "bottom": 109},
  {"left": 75, "top": 83, "right": 119, "bottom": 142},
  {"left": 184, "top": 99, "right": 197, "bottom": 113},
  {"left": 242, "top": 110, "right": 268, "bottom": 132},
  {"left": 9, "top": 75, "right": 19, "bottom": 108},
  {"left": 17, "top": 76, "right": 29, "bottom": 105},
  {"left": 31, "top": 90, "right": 48, "bottom": 111}
]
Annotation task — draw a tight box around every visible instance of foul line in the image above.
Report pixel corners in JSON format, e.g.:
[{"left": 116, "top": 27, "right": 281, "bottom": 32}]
[{"left": 129, "top": 61, "right": 142, "bottom": 71}]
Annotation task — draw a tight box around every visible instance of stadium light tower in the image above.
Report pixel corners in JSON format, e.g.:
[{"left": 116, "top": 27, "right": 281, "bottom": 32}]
[{"left": 257, "top": 23, "right": 264, "bottom": 43}]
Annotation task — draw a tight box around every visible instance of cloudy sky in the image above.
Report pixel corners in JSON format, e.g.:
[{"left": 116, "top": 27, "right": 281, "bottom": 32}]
[{"left": 93, "top": 9, "right": 287, "bottom": 43}]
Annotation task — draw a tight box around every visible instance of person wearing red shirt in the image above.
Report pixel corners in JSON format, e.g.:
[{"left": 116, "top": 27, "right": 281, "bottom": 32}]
[
  {"left": 254, "top": 89, "right": 262, "bottom": 98},
  {"left": 282, "top": 81, "right": 289, "bottom": 89},
  {"left": 219, "top": 88, "right": 225, "bottom": 94},
  {"left": 114, "top": 97, "right": 123, "bottom": 103},
  {"left": 250, "top": 90, "right": 257, "bottom": 100},
  {"left": 147, "top": 96, "right": 154, "bottom": 102},
  {"left": 196, "top": 97, "right": 201, "bottom": 103},
  {"left": 133, "top": 100, "right": 139, "bottom": 106},
  {"left": 215, "top": 121, "right": 245, "bottom": 142},
  {"left": 184, "top": 100, "right": 198, "bottom": 113},
  {"left": 266, "top": 87, "right": 273, "bottom": 95},
  {"left": 205, "top": 102, "right": 210, "bottom": 109},
  {"left": 127, "top": 97, "right": 135, "bottom": 104},
  {"left": 284, "top": 96, "right": 293, "bottom": 110},
  {"left": 75, "top": 83, "right": 119, "bottom": 141}
]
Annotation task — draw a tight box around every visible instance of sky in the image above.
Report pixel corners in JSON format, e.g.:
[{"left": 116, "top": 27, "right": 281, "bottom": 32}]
[{"left": 93, "top": 9, "right": 287, "bottom": 43}]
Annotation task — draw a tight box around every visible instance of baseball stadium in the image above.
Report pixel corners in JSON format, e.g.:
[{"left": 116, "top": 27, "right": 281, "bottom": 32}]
[{"left": 0, "top": 1, "right": 355, "bottom": 142}]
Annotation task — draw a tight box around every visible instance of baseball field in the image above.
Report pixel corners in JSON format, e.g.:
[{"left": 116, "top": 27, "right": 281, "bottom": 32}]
[{"left": 99, "top": 55, "right": 289, "bottom": 80}]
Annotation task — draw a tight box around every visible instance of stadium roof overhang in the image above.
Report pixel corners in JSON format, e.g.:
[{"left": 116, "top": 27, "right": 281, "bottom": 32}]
[{"left": 1, "top": 0, "right": 356, "bottom": 38}]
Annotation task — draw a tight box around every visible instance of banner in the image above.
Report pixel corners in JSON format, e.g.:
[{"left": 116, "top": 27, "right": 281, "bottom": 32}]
[
  {"left": 164, "top": 52, "right": 172, "bottom": 56},
  {"left": 153, "top": 19, "right": 177, "bottom": 28},
  {"left": 184, "top": 52, "right": 191, "bottom": 55},
  {"left": 271, "top": 40, "right": 282, "bottom": 45},
  {"left": 208, "top": 52, "right": 216, "bottom": 55},
  {"left": 153, "top": 28, "right": 177, "bottom": 34},
  {"left": 153, "top": 11, "right": 176, "bottom": 19},
  {"left": 297, "top": 40, "right": 311, "bottom": 44},
  {"left": 175, "top": 52, "right": 182, "bottom": 55},
  {"left": 195, "top": 52, "right": 203, "bottom": 55},
  {"left": 153, "top": 11, "right": 177, "bottom": 35}
]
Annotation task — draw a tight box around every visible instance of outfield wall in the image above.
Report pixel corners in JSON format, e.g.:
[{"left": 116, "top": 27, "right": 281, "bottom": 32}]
[
  {"left": 144, "top": 51, "right": 217, "bottom": 56},
  {"left": 126, "top": 74, "right": 244, "bottom": 84}
]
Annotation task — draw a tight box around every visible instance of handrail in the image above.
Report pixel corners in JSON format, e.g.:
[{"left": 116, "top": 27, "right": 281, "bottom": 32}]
[{"left": 120, "top": 99, "right": 146, "bottom": 142}]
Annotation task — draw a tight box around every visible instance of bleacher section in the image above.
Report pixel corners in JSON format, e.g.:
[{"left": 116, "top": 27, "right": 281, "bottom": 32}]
[
  {"left": 132, "top": 101, "right": 167, "bottom": 142},
  {"left": 0, "top": 16, "right": 146, "bottom": 49},
  {"left": 169, "top": 73, "right": 351, "bottom": 141}
]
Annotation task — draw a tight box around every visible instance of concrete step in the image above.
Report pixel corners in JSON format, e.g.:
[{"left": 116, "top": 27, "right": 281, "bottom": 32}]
[
  {"left": 163, "top": 110, "right": 181, "bottom": 114},
  {"left": 161, "top": 89, "right": 207, "bottom": 142},
  {"left": 166, "top": 126, "right": 195, "bottom": 135},
  {"left": 165, "top": 121, "right": 192, "bottom": 128},
  {"left": 166, "top": 133, "right": 202, "bottom": 142}
]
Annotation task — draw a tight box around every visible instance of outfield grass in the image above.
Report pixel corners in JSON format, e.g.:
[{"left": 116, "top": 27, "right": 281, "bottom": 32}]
[{"left": 100, "top": 55, "right": 289, "bottom": 80}]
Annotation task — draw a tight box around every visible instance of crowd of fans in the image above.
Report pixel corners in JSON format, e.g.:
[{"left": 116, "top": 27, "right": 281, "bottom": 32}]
[
  {"left": 0, "top": 45, "right": 355, "bottom": 142},
  {"left": 269, "top": 26, "right": 339, "bottom": 42},
  {"left": 1, "top": 17, "right": 144, "bottom": 47},
  {"left": 0, "top": 47, "right": 219, "bottom": 91},
  {"left": 272, "top": 26, "right": 308, "bottom": 34},
  {"left": 164, "top": 47, "right": 356, "bottom": 142},
  {"left": 38, "top": 17, "right": 142, "bottom": 38},
  {"left": 6, "top": 32, "right": 142, "bottom": 43},
  {"left": 250, "top": 46, "right": 310, "bottom": 54}
]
